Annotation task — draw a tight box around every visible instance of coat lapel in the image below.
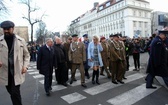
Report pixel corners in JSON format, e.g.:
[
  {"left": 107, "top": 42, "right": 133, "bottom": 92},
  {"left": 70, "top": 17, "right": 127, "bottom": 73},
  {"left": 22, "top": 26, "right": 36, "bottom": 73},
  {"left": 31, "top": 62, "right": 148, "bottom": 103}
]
[{"left": 0, "top": 35, "right": 8, "bottom": 48}]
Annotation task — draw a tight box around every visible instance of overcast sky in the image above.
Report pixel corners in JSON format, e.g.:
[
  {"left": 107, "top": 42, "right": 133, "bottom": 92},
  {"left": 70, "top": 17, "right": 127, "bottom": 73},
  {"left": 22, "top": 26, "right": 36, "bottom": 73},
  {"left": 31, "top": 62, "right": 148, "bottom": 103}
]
[{"left": 3, "top": 0, "right": 168, "bottom": 33}]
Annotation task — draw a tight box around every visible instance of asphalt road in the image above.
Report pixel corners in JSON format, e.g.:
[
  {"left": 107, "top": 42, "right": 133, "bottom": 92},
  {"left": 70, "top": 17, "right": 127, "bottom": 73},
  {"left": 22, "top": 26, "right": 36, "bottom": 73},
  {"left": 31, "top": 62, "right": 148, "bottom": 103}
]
[{"left": 0, "top": 52, "right": 168, "bottom": 105}]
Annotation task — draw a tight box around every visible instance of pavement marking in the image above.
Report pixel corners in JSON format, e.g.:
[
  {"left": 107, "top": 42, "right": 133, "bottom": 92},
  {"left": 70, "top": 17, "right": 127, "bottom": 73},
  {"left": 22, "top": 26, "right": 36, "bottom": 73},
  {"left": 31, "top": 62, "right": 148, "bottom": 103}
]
[
  {"left": 27, "top": 69, "right": 35, "bottom": 72},
  {"left": 39, "top": 79, "right": 55, "bottom": 84},
  {"left": 33, "top": 75, "right": 44, "bottom": 79},
  {"left": 61, "top": 92, "right": 86, "bottom": 104},
  {"left": 70, "top": 75, "right": 106, "bottom": 87},
  {"left": 52, "top": 85, "right": 67, "bottom": 91},
  {"left": 84, "top": 73, "right": 145, "bottom": 95},
  {"left": 28, "top": 71, "right": 39, "bottom": 75},
  {"left": 107, "top": 83, "right": 160, "bottom": 105}
]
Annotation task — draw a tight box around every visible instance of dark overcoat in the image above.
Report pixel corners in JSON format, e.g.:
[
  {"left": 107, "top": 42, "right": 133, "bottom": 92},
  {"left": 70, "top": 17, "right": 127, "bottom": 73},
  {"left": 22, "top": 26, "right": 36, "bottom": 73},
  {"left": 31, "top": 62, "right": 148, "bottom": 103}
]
[
  {"left": 147, "top": 36, "right": 168, "bottom": 77},
  {"left": 37, "top": 45, "right": 54, "bottom": 76}
]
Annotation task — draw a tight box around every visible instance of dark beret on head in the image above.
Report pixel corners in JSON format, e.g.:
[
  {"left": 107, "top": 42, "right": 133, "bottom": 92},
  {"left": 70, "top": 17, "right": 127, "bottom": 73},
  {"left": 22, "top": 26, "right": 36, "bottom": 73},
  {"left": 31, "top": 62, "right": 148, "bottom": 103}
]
[{"left": 0, "top": 20, "right": 15, "bottom": 29}]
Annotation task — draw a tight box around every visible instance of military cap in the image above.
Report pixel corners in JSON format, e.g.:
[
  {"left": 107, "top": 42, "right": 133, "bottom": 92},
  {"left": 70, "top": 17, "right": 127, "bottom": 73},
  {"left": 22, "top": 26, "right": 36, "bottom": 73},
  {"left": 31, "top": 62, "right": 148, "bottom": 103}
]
[
  {"left": 0, "top": 20, "right": 15, "bottom": 29},
  {"left": 71, "top": 34, "right": 78, "bottom": 37},
  {"left": 109, "top": 34, "right": 113, "bottom": 37},
  {"left": 83, "top": 34, "right": 88, "bottom": 38},
  {"left": 112, "top": 34, "right": 119, "bottom": 38},
  {"left": 158, "top": 30, "right": 168, "bottom": 35}
]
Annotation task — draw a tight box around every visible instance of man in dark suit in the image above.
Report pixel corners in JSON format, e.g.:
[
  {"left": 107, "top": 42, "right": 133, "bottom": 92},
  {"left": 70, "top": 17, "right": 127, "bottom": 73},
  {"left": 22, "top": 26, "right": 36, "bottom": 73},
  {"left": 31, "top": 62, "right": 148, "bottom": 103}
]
[
  {"left": 53, "top": 37, "right": 68, "bottom": 86},
  {"left": 146, "top": 30, "right": 168, "bottom": 89},
  {"left": 37, "top": 38, "right": 54, "bottom": 96}
]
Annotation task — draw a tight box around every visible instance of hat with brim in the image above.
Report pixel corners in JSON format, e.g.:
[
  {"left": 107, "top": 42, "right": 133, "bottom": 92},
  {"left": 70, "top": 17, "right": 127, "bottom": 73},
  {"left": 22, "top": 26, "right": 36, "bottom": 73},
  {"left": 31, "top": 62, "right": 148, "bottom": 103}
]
[
  {"left": 0, "top": 20, "right": 15, "bottom": 29},
  {"left": 109, "top": 34, "right": 113, "bottom": 37},
  {"left": 159, "top": 30, "right": 168, "bottom": 36},
  {"left": 112, "top": 34, "right": 119, "bottom": 38},
  {"left": 72, "top": 34, "right": 78, "bottom": 37},
  {"left": 83, "top": 34, "right": 88, "bottom": 38}
]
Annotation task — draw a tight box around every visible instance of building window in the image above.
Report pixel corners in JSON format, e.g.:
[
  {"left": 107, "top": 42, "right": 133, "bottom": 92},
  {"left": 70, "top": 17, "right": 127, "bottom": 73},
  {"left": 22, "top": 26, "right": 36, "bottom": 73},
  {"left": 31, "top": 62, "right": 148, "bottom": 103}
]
[
  {"left": 106, "top": 2, "right": 110, "bottom": 7},
  {"left": 145, "top": 12, "right": 148, "bottom": 17},
  {"left": 133, "top": 21, "right": 136, "bottom": 27},
  {"left": 99, "top": 6, "right": 103, "bottom": 10},
  {"left": 145, "top": 22, "right": 148, "bottom": 28},
  {"left": 139, "top": 21, "right": 142, "bottom": 27},
  {"left": 139, "top": 11, "right": 142, "bottom": 17},
  {"left": 133, "top": 10, "right": 136, "bottom": 16}
]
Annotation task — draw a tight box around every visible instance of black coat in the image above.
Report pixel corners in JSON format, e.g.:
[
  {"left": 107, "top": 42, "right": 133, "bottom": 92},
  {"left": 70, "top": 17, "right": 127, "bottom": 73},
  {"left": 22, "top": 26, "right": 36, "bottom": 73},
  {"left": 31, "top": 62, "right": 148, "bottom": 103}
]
[
  {"left": 37, "top": 45, "right": 54, "bottom": 76},
  {"left": 147, "top": 36, "right": 168, "bottom": 77}
]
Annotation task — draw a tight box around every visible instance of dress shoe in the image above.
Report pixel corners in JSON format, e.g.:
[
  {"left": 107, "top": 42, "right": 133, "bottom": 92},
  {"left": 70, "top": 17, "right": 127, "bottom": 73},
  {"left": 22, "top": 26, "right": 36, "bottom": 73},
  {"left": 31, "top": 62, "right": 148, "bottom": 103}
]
[
  {"left": 100, "top": 73, "right": 105, "bottom": 76},
  {"left": 92, "top": 81, "right": 95, "bottom": 84},
  {"left": 133, "top": 68, "right": 137, "bottom": 71},
  {"left": 46, "top": 92, "right": 50, "bottom": 96},
  {"left": 81, "top": 83, "right": 87, "bottom": 88},
  {"left": 96, "top": 81, "right": 100, "bottom": 85},
  {"left": 108, "top": 75, "right": 111, "bottom": 79},
  {"left": 70, "top": 80, "right": 73, "bottom": 84},
  {"left": 117, "top": 80, "right": 125, "bottom": 84},
  {"left": 123, "top": 77, "right": 127, "bottom": 79},
  {"left": 49, "top": 87, "right": 52, "bottom": 91},
  {"left": 112, "top": 81, "right": 118, "bottom": 84},
  {"left": 62, "top": 83, "right": 68, "bottom": 86},
  {"left": 146, "top": 86, "right": 157, "bottom": 89}
]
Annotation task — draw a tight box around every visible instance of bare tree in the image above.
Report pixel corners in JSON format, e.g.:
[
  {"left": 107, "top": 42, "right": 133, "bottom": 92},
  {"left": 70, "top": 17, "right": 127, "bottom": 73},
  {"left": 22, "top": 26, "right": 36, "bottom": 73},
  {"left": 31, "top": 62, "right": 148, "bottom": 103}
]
[
  {"left": 19, "top": 0, "right": 45, "bottom": 42},
  {"left": 36, "top": 21, "right": 47, "bottom": 44},
  {"left": 67, "top": 24, "right": 80, "bottom": 35},
  {"left": 0, "top": 0, "right": 11, "bottom": 20}
]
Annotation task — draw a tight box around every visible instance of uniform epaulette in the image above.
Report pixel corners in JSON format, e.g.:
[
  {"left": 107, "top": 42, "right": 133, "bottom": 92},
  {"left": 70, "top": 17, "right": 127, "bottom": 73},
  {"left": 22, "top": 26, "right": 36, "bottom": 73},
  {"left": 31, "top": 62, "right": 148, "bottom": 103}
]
[{"left": 156, "top": 42, "right": 161, "bottom": 45}]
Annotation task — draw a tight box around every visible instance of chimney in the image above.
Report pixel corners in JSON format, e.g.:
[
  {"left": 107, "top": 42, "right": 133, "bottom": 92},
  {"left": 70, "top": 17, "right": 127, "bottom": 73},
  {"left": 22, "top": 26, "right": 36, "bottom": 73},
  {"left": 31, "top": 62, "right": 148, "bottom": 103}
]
[{"left": 94, "top": 2, "right": 99, "bottom": 8}]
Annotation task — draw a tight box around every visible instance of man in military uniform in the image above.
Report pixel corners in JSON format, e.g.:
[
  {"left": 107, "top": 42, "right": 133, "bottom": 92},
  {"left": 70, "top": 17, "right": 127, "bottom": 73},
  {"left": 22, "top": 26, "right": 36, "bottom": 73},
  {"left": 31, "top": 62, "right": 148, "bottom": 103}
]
[
  {"left": 109, "top": 34, "right": 124, "bottom": 84},
  {"left": 146, "top": 30, "right": 168, "bottom": 89},
  {"left": 63, "top": 36, "right": 73, "bottom": 71},
  {"left": 82, "top": 34, "right": 90, "bottom": 79},
  {"left": 100, "top": 36, "right": 111, "bottom": 78},
  {"left": 68, "top": 34, "right": 87, "bottom": 88}
]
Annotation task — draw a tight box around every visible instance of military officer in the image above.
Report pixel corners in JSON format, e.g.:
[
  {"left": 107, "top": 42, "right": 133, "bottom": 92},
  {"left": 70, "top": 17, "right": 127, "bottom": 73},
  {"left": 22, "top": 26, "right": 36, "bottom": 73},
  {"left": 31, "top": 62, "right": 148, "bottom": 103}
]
[
  {"left": 109, "top": 34, "right": 124, "bottom": 84},
  {"left": 146, "top": 30, "right": 168, "bottom": 89},
  {"left": 68, "top": 34, "right": 87, "bottom": 88},
  {"left": 63, "top": 36, "right": 73, "bottom": 71},
  {"left": 100, "top": 36, "right": 111, "bottom": 78},
  {"left": 82, "top": 34, "right": 90, "bottom": 79}
]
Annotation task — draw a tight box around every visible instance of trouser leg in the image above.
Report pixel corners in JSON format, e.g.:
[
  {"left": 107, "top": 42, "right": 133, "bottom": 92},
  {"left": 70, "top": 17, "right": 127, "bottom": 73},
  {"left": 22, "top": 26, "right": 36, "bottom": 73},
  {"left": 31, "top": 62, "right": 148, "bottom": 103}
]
[
  {"left": 79, "top": 63, "right": 85, "bottom": 84},
  {"left": 6, "top": 73, "right": 22, "bottom": 105},
  {"left": 71, "top": 64, "right": 77, "bottom": 80},
  {"left": 146, "top": 73, "right": 154, "bottom": 87}
]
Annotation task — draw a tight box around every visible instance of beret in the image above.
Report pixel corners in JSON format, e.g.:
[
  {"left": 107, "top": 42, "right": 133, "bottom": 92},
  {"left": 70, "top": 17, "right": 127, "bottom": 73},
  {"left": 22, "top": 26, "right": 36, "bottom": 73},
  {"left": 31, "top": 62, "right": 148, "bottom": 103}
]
[
  {"left": 0, "top": 20, "right": 15, "bottom": 28},
  {"left": 100, "top": 36, "right": 106, "bottom": 40}
]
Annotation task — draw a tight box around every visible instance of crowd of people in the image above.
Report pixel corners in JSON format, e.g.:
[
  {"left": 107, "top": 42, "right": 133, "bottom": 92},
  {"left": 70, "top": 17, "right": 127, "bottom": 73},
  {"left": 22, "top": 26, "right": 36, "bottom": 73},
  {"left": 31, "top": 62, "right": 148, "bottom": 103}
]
[
  {"left": 1, "top": 20, "right": 168, "bottom": 105},
  {"left": 35, "top": 32, "right": 157, "bottom": 96}
]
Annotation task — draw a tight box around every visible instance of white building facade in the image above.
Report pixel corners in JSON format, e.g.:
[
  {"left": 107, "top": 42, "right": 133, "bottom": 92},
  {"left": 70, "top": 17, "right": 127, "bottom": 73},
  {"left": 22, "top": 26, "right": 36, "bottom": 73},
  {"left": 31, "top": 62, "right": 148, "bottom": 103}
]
[
  {"left": 151, "top": 11, "right": 168, "bottom": 34},
  {"left": 70, "top": 0, "right": 152, "bottom": 38}
]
